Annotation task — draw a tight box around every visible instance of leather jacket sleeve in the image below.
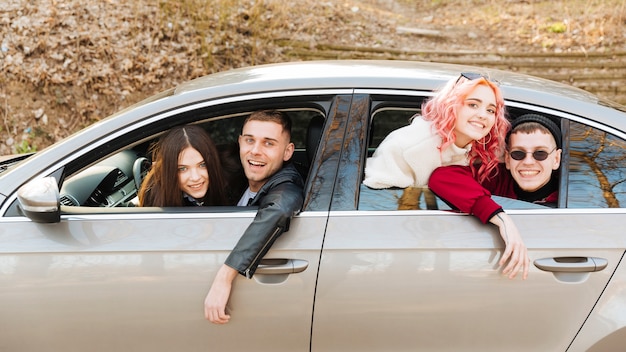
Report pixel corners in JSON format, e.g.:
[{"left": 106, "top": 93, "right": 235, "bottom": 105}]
[{"left": 224, "top": 164, "right": 304, "bottom": 278}]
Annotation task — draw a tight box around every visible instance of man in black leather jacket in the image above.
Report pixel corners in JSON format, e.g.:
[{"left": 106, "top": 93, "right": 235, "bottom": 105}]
[{"left": 204, "top": 110, "right": 304, "bottom": 324}]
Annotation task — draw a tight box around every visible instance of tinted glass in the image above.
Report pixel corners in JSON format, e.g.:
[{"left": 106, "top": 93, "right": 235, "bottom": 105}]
[
  {"left": 567, "top": 120, "right": 626, "bottom": 208},
  {"left": 368, "top": 108, "right": 417, "bottom": 150}
]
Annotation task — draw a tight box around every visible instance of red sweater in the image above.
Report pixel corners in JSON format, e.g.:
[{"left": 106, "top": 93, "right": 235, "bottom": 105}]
[{"left": 428, "top": 165, "right": 558, "bottom": 224}]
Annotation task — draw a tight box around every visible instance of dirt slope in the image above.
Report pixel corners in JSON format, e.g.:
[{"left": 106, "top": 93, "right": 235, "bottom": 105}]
[{"left": 1, "top": 0, "right": 624, "bottom": 155}]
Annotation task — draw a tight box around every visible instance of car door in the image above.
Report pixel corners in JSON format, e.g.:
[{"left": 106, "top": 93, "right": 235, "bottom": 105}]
[
  {"left": 0, "top": 93, "right": 351, "bottom": 351},
  {"left": 310, "top": 92, "right": 626, "bottom": 351}
]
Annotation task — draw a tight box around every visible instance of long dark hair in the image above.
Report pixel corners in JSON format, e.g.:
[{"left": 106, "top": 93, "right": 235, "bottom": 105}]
[{"left": 138, "top": 125, "right": 227, "bottom": 206}]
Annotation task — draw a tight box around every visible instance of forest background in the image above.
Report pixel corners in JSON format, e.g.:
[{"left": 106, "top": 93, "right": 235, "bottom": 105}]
[{"left": 1, "top": 0, "right": 625, "bottom": 155}]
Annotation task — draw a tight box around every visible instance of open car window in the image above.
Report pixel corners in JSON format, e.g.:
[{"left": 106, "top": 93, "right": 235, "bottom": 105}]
[
  {"left": 358, "top": 105, "right": 438, "bottom": 211},
  {"left": 359, "top": 104, "right": 626, "bottom": 212},
  {"left": 59, "top": 108, "right": 325, "bottom": 211}
]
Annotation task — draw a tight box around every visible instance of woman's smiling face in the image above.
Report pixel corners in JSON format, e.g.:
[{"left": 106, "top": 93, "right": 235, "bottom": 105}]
[
  {"left": 453, "top": 84, "right": 497, "bottom": 147},
  {"left": 177, "top": 146, "right": 209, "bottom": 200}
]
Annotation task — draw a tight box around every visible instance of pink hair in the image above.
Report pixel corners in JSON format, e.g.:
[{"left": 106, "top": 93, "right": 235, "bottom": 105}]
[{"left": 422, "top": 75, "right": 509, "bottom": 183}]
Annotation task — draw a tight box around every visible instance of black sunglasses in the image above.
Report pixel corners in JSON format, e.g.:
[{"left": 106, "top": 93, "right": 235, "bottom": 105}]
[
  {"left": 509, "top": 147, "right": 557, "bottom": 161},
  {"left": 456, "top": 72, "right": 499, "bottom": 85}
]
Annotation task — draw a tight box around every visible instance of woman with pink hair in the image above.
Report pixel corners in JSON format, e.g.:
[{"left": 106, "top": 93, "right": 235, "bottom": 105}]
[
  {"left": 363, "top": 73, "right": 529, "bottom": 280},
  {"left": 364, "top": 72, "right": 508, "bottom": 189}
]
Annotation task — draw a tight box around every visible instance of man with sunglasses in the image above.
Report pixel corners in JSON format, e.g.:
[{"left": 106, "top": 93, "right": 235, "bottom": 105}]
[
  {"left": 482, "top": 113, "right": 562, "bottom": 205},
  {"left": 428, "top": 113, "right": 562, "bottom": 279}
]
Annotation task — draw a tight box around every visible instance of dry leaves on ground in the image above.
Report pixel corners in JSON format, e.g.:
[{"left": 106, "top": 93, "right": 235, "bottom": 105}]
[{"left": 1, "top": 0, "right": 624, "bottom": 155}]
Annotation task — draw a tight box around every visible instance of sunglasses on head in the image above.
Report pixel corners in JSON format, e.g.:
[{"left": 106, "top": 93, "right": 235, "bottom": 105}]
[
  {"left": 456, "top": 72, "right": 499, "bottom": 85},
  {"left": 509, "top": 147, "right": 557, "bottom": 161}
]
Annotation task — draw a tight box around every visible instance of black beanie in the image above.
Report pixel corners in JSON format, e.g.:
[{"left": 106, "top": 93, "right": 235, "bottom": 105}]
[{"left": 510, "top": 114, "right": 562, "bottom": 149}]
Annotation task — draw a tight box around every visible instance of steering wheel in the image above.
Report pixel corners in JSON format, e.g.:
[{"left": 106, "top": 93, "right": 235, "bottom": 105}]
[{"left": 132, "top": 157, "right": 152, "bottom": 190}]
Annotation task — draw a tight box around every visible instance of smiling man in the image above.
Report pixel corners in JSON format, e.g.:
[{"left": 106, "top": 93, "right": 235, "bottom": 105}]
[
  {"left": 204, "top": 110, "right": 304, "bottom": 324},
  {"left": 498, "top": 115, "right": 562, "bottom": 200},
  {"left": 237, "top": 113, "right": 297, "bottom": 198},
  {"left": 482, "top": 113, "right": 562, "bottom": 206}
]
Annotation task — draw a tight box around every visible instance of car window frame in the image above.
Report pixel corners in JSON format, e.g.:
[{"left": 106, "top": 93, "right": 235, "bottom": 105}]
[
  {"left": 334, "top": 91, "right": 626, "bottom": 212},
  {"left": 1, "top": 90, "right": 355, "bottom": 217}
]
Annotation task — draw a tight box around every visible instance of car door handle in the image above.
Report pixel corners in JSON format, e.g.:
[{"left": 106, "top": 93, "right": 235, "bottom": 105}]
[
  {"left": 534, "top": 257, "right": 608, "bottom": 273},
  {"left": 255, "top": 258, "right": 309, "bottom": 275}
]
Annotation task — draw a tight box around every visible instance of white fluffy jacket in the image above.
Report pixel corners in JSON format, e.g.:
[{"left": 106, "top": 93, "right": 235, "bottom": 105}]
[{"left": 363, "top": 117, "right": 471, "bottom": 189}]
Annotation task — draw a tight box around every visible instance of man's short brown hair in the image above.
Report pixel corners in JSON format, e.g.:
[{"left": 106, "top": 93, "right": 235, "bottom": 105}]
[{"left": 243, "top": 110, "right": 292, "bottom": 140}]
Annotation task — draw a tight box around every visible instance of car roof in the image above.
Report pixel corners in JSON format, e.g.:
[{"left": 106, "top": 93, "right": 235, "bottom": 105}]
[
  {"left": 171, "top": 60, "right": 625, "bottom": 129},
  {"left": 175, "top": 60, "right": 580, "bottom": 98}
]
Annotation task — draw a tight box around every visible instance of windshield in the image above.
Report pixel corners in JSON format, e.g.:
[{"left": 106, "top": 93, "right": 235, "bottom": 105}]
[{"left": 0, "top": 153, "right": 34, "bottom": 175}]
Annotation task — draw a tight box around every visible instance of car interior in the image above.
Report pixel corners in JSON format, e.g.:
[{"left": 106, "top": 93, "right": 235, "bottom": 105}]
[{"left": 56, "top": 109, "right": 326, "bottom": 211}]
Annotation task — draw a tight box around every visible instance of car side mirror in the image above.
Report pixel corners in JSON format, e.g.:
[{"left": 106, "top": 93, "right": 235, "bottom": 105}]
[{"left": 17, "top": 176, "right": 61, "bottom": 223}]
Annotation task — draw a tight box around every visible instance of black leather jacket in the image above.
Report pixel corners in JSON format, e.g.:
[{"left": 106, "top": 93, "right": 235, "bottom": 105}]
[{"left": 224, "top": 163, "right": 304, "bottom": 278}]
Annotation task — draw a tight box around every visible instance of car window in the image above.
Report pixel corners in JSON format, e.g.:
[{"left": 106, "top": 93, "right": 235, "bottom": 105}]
[
  {"left": 359, "top": 106, "right": 451, "bottom": 211},
  {"left": 360, "top": 109, "right": 626, "bottom": 210},
  {"left": 367, "top": 108, "right": 417, "bottom": 151},
  {"left": 567, "top": 120, "right": 626, "bottom": 208},
  {"left": 59, "top": 108, "right": 325, "bottom": 209}
]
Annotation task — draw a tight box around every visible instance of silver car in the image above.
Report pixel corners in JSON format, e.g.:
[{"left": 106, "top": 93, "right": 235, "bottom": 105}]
[{"left": 2, "top": 60, "right": 626, "bottom": 351}]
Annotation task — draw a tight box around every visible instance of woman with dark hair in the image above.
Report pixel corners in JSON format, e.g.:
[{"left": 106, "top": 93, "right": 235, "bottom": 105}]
[{"left": 138, "top": 125, "right": 227, "bottom": 207}]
